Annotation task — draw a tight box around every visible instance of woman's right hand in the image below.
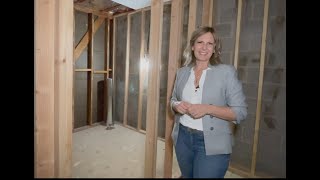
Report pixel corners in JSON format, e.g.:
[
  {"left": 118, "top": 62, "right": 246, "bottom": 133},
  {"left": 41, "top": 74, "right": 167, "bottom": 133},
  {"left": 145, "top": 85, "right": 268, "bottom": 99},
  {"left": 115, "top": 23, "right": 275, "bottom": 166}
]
[{"left": 173, "top": 101, "right": 191, "bottom": 115}]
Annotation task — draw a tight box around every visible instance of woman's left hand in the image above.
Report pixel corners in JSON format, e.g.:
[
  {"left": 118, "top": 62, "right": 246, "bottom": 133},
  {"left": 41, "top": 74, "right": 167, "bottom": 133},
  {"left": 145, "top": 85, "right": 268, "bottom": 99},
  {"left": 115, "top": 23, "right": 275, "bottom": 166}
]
[{"left": 187, "top": 104, "right": 208, "bottom": 119}]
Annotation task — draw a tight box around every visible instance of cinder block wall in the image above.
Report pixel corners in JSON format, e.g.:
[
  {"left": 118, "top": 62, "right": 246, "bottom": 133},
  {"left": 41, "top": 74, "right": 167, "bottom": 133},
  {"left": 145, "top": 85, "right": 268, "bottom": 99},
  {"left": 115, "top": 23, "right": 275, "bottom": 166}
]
[
  {"left": 256, "top": 0, "right": 286, "bottom": 177},
  {"left": 213, "top": 0, "right": 286, "bottom": 177}
]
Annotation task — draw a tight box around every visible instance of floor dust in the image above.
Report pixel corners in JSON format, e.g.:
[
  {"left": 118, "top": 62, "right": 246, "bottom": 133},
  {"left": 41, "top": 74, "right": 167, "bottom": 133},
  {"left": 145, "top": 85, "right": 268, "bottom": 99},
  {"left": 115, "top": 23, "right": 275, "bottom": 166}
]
[{"left": 72, "top": 123, "right": 242, "bottom": 178}]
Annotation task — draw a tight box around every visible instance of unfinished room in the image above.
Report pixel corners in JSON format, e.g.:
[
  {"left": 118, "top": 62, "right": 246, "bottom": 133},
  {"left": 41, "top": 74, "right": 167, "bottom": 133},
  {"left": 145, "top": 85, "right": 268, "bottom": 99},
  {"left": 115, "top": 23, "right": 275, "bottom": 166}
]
[{"left": 35, "top": 0, "right": 286, "bottom": 178}]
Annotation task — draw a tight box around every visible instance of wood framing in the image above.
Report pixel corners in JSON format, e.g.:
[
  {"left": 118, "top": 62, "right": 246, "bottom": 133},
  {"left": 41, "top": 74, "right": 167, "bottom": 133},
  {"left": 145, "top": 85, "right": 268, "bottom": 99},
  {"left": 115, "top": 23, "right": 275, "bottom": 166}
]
[
  {"left": 251, "top": 0, "right": 269, "bottom": 177},
  {"left": 74, "top": 17, "right": 105, "bottom": 61},
  {"left": 207, "top": 0, "right": 213, "bottom": 27},
  {"left": 233, "top": 0, "right": 243, "bottom": 68},
  {"left": 112, "top": 17, "right": 116, "bottom": 124},
  {"left": 123, "top": 14, "right": 131, "bottom": 126},
  {"left": 144, "top": 0, "right": 163, "bottom": 177},
  {"left": 201, "top": 0, "right": 211, "bottom": 26},
  {"left": 35, "top": 0, "right": 55, "bottom": 177},
  {"left": 87, "top": 13, "right": 94, "bottom": 126},
  {"left": 54, "top": 0, "right": 74, "bottom": 177},
  {"left": 74, "top": 3, "right": 111, "bottom": 18},
  {"left": 211, "top": 0, "right": 217, "bottom": 26},
  {"left": 228, "top": 0, "right": 243, "bottom": 135},
  {"left": 103, "top": 18, "right": 110, "bottom": 124},
  {"left": 164, "top": 0, "right": 184, "bottom": 178},
  {"left": 187, "top": 0, "right": 197, "bottom": 42},
  {"left": 75, "top": 69, "right": 91, "bottom": 72},
  {"left": 138, "top": 10, "right": 146, "bottom": 131},
  {"left": 35, "top": 0, "right": 73, "bottom": 177}
]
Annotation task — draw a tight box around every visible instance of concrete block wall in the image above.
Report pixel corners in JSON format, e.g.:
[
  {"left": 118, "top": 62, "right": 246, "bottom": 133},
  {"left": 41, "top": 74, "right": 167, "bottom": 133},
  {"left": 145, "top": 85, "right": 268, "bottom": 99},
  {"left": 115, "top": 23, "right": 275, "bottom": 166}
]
[
  {"left": 256, "top": 0, "right": 286, "bottom": 177},
  {"left": 214, "top": 0, "right": 238, "bottom": 65},
  {"left": 213, "top": 0, "right": 286, "bottom": 177}
]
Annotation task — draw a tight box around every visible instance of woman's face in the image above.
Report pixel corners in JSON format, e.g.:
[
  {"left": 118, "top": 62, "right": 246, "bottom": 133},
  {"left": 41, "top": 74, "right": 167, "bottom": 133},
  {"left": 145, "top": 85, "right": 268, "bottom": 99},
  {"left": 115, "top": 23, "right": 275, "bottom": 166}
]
[{"left": 192, "top": 32, "right": 215, "bottom": 62}]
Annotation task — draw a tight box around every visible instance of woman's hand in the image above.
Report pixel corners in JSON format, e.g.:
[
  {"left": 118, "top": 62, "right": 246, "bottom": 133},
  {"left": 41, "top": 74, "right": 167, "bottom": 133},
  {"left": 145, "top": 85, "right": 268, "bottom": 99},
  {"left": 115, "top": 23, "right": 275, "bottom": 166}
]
[
  {"left": 187, "top": 104, "right": 208, "bottom": 119},
  {"left": 173, "top": 101, "right": 192, "bottom": 115}
]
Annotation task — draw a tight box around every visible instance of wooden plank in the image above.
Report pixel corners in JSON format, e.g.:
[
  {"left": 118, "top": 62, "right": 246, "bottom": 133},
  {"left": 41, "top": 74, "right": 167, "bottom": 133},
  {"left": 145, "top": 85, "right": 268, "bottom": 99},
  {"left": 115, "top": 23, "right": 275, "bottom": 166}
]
[
  {"left": 164, "top": 0, "right": 184, "bottom": 178},
  {"left": 211, "top": 0, "right": 217, "bottom": 26},
  {"left": 229, "top": 0, "right": 243, "bottom": 135},
  {"left": 74, "top": 4, "right": 111, "bottom": 18},
  {"left": 87, "top": 13, "right": 94, "bottom": 126},
  {"left": 138, "top": 10, "right": 146, "bottom": 131},
  {"left": 74, "top": 17, "right": 105, "bottom": 61},
  {"left": 251, "top": 0, "right": 269, "bottom": 177},
  {"left": 93, "top": 70, "right": 109, "bottom": 73},
  {"left": 35, "top": 0, "right": 55, "bottom": 177},
  {"left": 187, "top": 0, "right": 197, "bottom": 41},
  {"left": 112, "top": 18, "right": 117, "bottom": 124},
  {"left": 75, "top": 68, "right": 91, "bottom": 72},
  {"left": 54, "top": 0, "right": 73, "bottom": 177},
  {"left": 233, "top": 0, "right": 242, "bottom": 68},
  {"left": 123, "top": 15, "right": 131, "bottom": 126},
  {"left": 201, "top": 0, "right": 210, "bottom": 26},
  {"left": 144, "top": 0, "right": 163, "bottom": 178},
  {"left": 208, "top": 0, "right": 213, "bottom": 27}
]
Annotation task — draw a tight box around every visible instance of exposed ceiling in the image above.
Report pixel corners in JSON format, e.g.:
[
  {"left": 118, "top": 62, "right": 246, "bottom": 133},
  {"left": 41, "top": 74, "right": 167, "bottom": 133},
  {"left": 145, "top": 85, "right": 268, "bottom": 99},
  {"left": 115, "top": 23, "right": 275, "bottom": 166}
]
[{"left": 74, "top": 0, "right": 151, "bottom": 18}]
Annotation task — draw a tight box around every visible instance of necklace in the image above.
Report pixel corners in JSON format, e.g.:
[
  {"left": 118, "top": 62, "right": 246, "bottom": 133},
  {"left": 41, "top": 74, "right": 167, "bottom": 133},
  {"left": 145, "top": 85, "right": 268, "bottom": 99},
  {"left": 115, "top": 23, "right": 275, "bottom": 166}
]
[
  {"left": 194, "top": 69, "right": 203, "bottom": 88},
  {"left": 194, "top": 65, "right": 207, "bottom": 90}
]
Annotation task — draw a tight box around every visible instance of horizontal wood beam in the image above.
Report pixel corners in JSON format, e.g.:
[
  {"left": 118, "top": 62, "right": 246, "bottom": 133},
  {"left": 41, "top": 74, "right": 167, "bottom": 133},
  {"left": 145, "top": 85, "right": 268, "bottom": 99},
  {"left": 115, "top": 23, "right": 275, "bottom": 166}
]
[{"left": 74, "top": 4, "right": 111, "bottom": 18}]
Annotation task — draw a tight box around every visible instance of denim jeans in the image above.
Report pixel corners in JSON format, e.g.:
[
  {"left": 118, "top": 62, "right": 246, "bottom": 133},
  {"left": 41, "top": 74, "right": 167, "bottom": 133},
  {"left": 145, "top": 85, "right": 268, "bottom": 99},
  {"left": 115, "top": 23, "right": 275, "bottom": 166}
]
[{"left": 175, "top": 123, "right": 231, "bottom": 178}]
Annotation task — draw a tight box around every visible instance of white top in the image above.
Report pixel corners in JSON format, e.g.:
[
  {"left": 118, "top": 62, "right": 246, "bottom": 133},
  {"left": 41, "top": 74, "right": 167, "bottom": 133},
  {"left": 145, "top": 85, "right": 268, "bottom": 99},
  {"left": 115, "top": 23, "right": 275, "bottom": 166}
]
[{"left": 179, "top": 67, "right": 210, "bottom": 131}]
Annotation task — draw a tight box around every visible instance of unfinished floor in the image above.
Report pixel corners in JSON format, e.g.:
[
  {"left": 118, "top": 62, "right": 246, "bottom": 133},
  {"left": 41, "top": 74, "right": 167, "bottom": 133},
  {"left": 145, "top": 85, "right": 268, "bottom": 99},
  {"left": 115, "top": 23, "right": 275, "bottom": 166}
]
[{"left": 72, "top": 123, "right": 243, "bottom": 178}]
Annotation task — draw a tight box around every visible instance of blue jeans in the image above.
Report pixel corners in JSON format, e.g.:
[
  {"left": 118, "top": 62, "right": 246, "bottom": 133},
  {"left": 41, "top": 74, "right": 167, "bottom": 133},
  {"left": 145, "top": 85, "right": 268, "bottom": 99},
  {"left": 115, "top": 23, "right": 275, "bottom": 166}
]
[{"left": 175, "top": 123, "right": 230, "bottom": 178}]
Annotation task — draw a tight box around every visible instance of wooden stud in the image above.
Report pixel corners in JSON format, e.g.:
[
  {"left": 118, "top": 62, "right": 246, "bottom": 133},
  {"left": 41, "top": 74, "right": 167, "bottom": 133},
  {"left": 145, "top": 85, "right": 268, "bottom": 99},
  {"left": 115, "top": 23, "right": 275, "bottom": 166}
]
[
  {"left": 54, "top": 0, "right": 74, "bottom": 177},
  {"left": 144, "top": 0, "right": 163, "bottom": 177},
  {"left": 208, "top": 0, "right": 213, "bottom": 27},
  {"left": 201, "top": 0, "right": 210, "bottom": 26},
  {"left": 163, "top": 0, "right": 184, "bottom": 178},
  {"left": 123, "top": 14, "right": 131, "bottom": 126},
  {"left": 233, "top": 0, "right": 243, "bottom": 69},
  {"left": 251, "top": 0, "right": 269, "bottom": 177},
  {"left": 211, "top": 0, "right": 217, "bottom": 26},
  {"left": 35, "top": 0, "right": 73, "bottom": 177},
  {"left": 112, "top": 18, "right": 116, "bottom": 124},
  {"left": 228, "top": 0, "right": 243, "bottom": 135},
  {"left": 187, "top": 0, "right": 197, "bottom": 41},
  {"left": 35, "top": 0, "right": 55, "bottom": 177},
  {"left": 87, "top": 13, "right": 93, "bottom": 126},
  {"left": 138, "top": 10, "right": 146, "bottom": 131}
]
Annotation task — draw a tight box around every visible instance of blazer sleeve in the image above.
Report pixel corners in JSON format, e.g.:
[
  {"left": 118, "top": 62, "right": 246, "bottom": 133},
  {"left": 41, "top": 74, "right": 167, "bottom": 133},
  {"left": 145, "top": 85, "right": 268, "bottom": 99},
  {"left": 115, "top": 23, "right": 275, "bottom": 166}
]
[
  {"left": 170, "top": 70, "right": 180, "bottom": 114},
  {"left": 225, "top": 66, "right": 248, "bottom": 124}
]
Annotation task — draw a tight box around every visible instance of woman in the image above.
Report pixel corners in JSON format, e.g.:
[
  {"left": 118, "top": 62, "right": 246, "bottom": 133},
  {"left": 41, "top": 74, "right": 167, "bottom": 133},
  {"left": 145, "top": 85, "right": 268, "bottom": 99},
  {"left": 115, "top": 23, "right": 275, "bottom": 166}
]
[{"left": 170, "top": 26, "right": 247, "bottom": 178}]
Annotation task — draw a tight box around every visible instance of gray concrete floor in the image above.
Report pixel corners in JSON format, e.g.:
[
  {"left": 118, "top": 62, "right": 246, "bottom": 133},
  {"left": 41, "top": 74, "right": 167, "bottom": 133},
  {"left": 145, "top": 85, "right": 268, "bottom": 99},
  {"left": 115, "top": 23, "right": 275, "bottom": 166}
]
[{"left": 72, "top": 123, "right": 242, "bottom": 178}]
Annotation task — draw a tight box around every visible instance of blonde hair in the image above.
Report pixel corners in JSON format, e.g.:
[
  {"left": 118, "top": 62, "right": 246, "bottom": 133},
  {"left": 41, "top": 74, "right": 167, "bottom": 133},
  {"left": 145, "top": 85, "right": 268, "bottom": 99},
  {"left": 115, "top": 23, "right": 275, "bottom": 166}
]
[{"left": 183, "top": 26, "right": 222, "bottom": 66}]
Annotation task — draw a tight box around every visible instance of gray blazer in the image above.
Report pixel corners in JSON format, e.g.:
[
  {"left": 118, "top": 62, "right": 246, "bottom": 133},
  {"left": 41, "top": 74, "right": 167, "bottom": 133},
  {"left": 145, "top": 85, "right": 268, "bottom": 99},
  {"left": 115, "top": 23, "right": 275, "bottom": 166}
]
[{"left": 170, "top": 64, "right": 247, "bottom": 155}]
